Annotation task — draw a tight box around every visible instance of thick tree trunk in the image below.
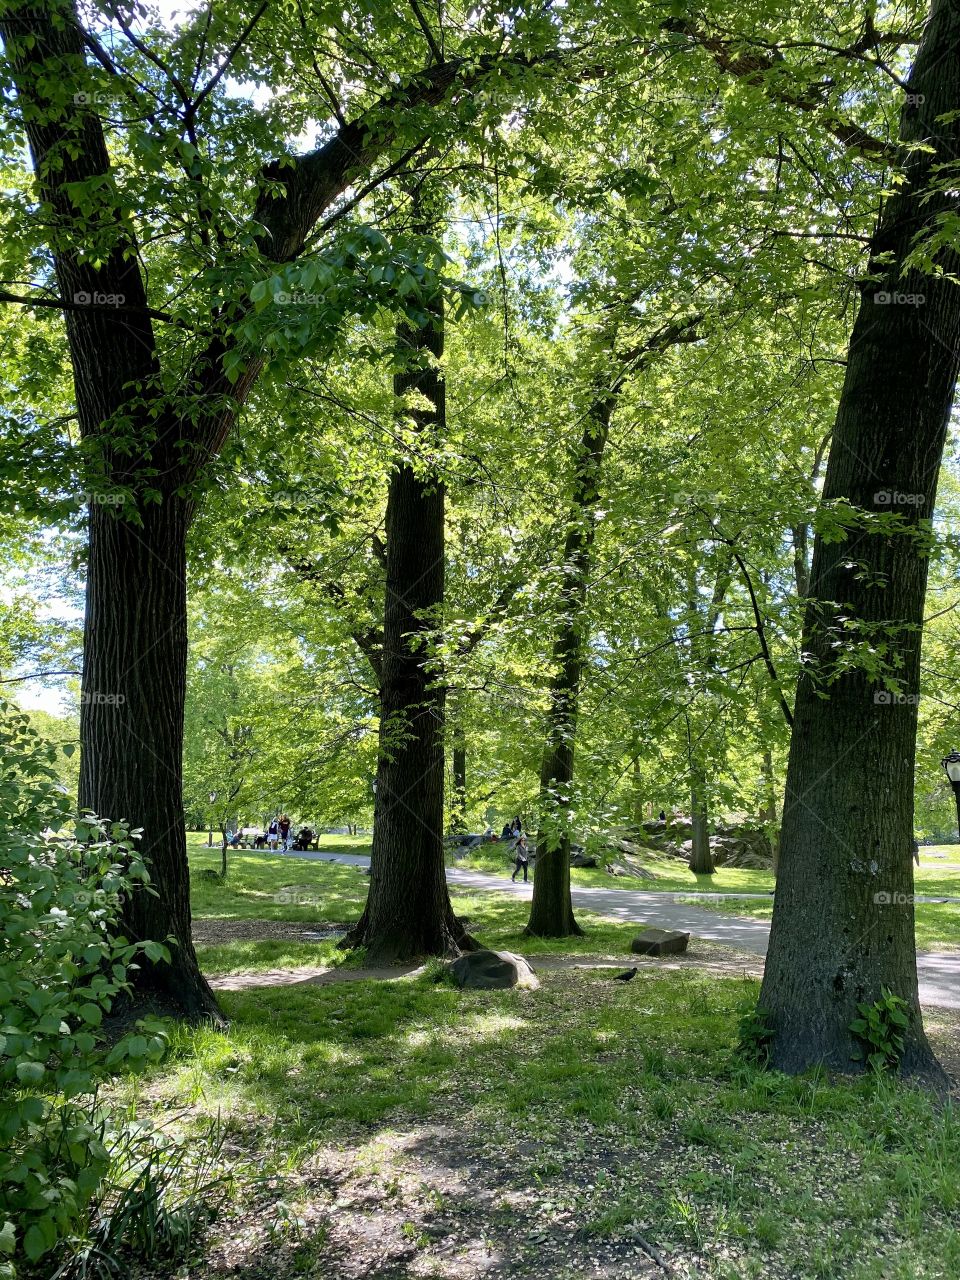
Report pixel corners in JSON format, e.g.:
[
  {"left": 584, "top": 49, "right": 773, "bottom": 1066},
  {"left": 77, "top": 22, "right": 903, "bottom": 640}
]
[
  {"left": 689, "top": 762, "right": 714, "bottom": 875},
  {"left": 79, "top": 499, "right": 220, "bottom": 1018},
  {"left": 343, "top": 295, "right": 474, "bottom": 963},
  {"left": 760, "top": 0, "right": 960, "bottom": 1083},
  {"left": 527, "top": 398, "right": 614, "bottom": 937}
]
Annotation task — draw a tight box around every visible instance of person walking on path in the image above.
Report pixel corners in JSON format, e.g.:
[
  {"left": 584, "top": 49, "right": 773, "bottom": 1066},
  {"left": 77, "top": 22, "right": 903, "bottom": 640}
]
[
  {"left": 511, "top": 835, "right": 530, "bottom": 883},
  {"left": 279, "top": 814, "right": 292, "bottom": 849}
]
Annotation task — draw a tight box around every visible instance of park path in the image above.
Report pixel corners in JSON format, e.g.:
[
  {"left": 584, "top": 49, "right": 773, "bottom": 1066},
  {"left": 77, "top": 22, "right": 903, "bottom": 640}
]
[{"left": 278, "top": 850, "right": 960, "bottom": 1010}]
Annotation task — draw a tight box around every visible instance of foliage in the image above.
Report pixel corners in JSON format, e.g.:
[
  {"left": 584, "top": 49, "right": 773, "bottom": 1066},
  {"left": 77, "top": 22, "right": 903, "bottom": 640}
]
[
  {"left": 0, "top": 702, "right": 169, "bottom": 1274},
  {"left": 736, "top": 1003, "right": 775, "bottom": 1068},
  {"left": 50, "top": 1113, "right": 233, "bottom": 1280},
  {"left": 849, "top": 988, "right": 911, "bottom": 1074}
]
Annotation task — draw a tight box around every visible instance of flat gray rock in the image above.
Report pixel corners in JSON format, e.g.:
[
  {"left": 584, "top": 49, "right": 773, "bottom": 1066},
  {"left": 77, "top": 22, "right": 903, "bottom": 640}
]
[
  {"left": 631, "top": 928, "right": 690, "bottom": 957},
  {"left": 448, "top": 949, "right": 540, "bottom": 990}
]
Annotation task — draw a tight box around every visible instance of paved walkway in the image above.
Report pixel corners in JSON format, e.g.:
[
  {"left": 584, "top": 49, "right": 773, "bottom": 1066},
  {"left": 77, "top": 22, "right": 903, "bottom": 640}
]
[{"left": 278, "top": 850, "right": 959, "bottom": 1009}]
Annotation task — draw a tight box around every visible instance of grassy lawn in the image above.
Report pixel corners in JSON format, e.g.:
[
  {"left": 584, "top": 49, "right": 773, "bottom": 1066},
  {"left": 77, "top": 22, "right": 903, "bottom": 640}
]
[
  {"left": 448, "top": 840, "right": 776, "bottom": 893},
  {"left": 124, "top": 961, "right": 960, "bottom": 1280},
  {"left": 102, "top": 834, "right": 960, "bottom": 1279},
  {"left": 188, "top": 842, "right": 723, "bottom": 976},
  {"left": 189, "top": 834, "right": 960, "bottom": 964}
]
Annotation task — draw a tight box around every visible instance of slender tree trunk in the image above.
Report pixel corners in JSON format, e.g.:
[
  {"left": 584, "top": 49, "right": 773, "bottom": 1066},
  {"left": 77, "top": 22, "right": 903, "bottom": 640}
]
[
  {"left": 689, "top": 761, "right": 714, "bottom": 875},
  {"left": 527, "top": 398, "right": 614, "bottom": 937},
  {"left": 343, "top": 287, "right": 474, "bottom": 962},
  {"left": 631, "top": 755, "right": 644, "bottom": 831},
  {"left": 760, "top": 0, "right": 960, "bottom": 1083},
  {"left": 760, "top": 747, "right": 781, "bottom": 877},
  {"left": 79, "top": 499, "right": 220, "bottom": 1017},
  {"left": 451, "top": 734, "right": 468, "bottom": 834}
]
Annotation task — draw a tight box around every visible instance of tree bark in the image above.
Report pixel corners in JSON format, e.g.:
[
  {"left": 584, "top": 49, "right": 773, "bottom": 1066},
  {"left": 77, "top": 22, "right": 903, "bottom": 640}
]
[
  {"left": 342, "top": 290, "right": 473, "bottom": 962},
  {"left": 759, "top": 0, "right": 960, "bottom": 1083},
  {"left": 79, "top": 499, "right": 220, "bottom": 1017},
  {"left": 526, "top": 399, "right": 614, "bottom": 937}
]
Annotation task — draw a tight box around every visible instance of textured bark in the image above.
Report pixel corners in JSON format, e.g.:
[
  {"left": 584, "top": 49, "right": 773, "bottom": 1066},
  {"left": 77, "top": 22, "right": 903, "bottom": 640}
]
[
  {"left": 760, "top": 0, "right": 960, "bottom": 1082},
  {"left": 79, "top": 499, "right": 220, "bottom": 1016},
  {"left": 343, "top": 296, "right": 473, "bottom": 963},
  {"left": 526, "top": 400, "right": 614, "bottom": 937}
]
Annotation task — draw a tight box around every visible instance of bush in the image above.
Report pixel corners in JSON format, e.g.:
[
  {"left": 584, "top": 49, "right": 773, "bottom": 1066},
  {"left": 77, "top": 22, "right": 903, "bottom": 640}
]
[{"left": 0, "top": 702, "right": 169, "bottom": 1276}]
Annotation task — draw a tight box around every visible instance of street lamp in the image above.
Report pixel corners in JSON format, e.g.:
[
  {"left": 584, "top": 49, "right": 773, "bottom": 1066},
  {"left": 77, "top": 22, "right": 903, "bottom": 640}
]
[
  {"left": 942, "top": 752, "right": 960, "bottom": 841},
  {"left": 208, "top": 791, "right": 217, "bottom": 848}
]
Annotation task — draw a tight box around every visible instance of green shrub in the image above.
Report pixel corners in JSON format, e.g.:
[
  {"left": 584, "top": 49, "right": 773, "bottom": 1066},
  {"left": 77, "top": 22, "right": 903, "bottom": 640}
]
[
  {"left": 0, "top": 702, "right": 169, "bottom": 1275},
  {"left": 849, "top": 987, "right": 910, "bottom": 1073}
]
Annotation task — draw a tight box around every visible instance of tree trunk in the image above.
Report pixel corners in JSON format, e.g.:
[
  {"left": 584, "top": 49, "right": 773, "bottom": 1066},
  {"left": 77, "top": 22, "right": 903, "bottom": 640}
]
[
  {"left": 527, "top": 398, "right": 614, "bottom": 937},
  {"left": 689, "top": 761, "right": 714, "bottom": 875},
  {"left": 760, "top": 0, "right": 960, "bottom": 1083},
  {"left": 451, "top": 735, "right": 468, "bottom": 834},
  {"left": 631, "top": 755, "right": 644, "bottom": 832},
  {"left": 343, "top": 289, "right": 473, "bottom": 963},
  {"left": 760, "top": 747, "right": 781, "bottom": 877},
  {"left": 79, "top": 499, "right": 220, "bottom": 1018}
]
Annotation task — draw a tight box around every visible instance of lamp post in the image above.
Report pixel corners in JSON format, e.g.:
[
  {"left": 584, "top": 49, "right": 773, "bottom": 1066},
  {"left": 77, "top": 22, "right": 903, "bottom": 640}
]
[
  {"left": 942, "top": 752, "right": 960, "bottom": 843},
  {"left": 208, "top": 791, "right": 217, "bottom": 848}
]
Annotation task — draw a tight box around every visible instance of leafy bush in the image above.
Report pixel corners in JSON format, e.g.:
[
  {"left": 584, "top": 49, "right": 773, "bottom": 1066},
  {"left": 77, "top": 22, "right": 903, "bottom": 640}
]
[
  {"left": 849, "top": 987, "right": 910, "bottom": 1073},
  {"left": 0, "top": 702, "right": 169, "bottom": 1275}
]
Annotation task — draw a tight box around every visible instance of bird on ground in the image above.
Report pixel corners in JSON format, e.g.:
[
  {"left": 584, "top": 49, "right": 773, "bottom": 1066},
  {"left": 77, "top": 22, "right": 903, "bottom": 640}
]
[{"left": 612, "top": 967, "right": 638, "bottom": 982}]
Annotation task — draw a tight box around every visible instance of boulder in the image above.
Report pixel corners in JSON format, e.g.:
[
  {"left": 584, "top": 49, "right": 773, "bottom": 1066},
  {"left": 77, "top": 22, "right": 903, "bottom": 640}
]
[
  {"left": 606, "top": 858, "right": 658, "bottom": 881},
  {"left": 448, "top": 949, "right": 540, "bottom": 990},
  {"left": 631, "top": 928, "right": 690, "bottom": 957},
  {"left": 570, "top": 852, "right": 600, "bottom": 868}
]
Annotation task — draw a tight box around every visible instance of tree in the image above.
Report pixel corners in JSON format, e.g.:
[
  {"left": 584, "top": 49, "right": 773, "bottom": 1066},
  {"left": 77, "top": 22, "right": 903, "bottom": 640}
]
[
  {"left": 343, "top": 190, "right": 473, "bottom": 961},
  {"left": 759, "top": 0, "right": 960, "bottom": 1081},
  {"left": 0, "top": 0, "right": 583, "bottom": 1012}
]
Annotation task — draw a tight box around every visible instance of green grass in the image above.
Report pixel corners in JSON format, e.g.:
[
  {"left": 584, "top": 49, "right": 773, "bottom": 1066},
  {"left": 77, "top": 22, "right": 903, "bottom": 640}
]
[
  {"left": 109, "top": 833, "right": 960, "bottom": 1277},
  {"left": 131, "top": 964, "right": 960, "bottom": 1280},
  {"left": 189, "top": 834, "right": 960, "bottom": 968}
]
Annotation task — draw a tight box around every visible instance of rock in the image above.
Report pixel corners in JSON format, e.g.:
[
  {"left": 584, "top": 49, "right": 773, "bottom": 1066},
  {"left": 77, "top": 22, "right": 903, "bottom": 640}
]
[
  {"left": 631, "top": 928, "right": 690, "bottom": 957},
  {"left": 570, "top": 852, "right": 600, "bottom": 868},
  {"left": 448, "top": 949, "right": 540, "bottom": 990},
  {"left": 606, "top": 859, "right": 658, "bottom": 881}
]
